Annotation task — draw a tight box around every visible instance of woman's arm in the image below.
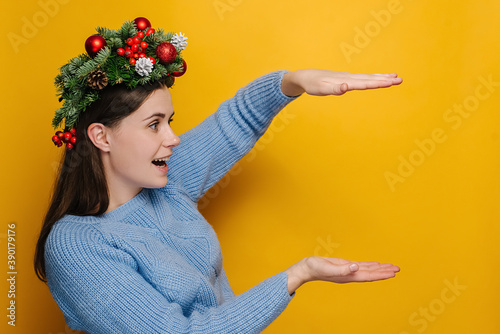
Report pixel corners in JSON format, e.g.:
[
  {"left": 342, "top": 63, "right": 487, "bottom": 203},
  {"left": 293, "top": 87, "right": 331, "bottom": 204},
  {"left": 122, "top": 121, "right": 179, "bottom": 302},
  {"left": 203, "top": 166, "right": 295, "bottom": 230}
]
[
  {"left": 45, "top": 222, "right": 292, "bottom": 334},
  {"left": 166, "top": 69, "right": 402, "bottom": 203}
]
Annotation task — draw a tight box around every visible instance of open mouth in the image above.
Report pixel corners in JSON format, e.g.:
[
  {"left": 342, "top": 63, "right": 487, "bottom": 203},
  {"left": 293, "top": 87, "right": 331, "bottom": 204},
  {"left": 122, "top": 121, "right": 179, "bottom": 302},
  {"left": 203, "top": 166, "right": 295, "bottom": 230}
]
[{"left": 152, "top": 157, "right": 169, "bottom": 167}]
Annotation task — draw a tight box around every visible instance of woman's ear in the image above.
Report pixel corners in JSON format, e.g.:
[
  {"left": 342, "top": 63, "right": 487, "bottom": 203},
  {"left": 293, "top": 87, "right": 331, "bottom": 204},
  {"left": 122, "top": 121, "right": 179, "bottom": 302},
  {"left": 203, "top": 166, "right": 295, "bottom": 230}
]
[{"left": 87, "top": 123, "right": 111, "bottom": 152}]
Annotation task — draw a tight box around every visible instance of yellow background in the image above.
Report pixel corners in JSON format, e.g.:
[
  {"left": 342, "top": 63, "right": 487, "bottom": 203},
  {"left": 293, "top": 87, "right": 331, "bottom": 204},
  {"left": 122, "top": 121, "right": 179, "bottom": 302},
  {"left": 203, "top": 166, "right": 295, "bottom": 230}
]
[{"left": 1, "top": 0, "right": 499, "bottom": 333}]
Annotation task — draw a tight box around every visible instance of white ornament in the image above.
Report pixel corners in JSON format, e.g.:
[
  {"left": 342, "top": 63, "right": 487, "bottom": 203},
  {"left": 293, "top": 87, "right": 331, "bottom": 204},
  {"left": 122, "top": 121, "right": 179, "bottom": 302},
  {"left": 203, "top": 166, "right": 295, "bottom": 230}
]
[
  {"left": 135, "top": 58, "right": 154, "bottom": 77},
  {"left": 171, "top": 32, "right": 188, "bottom": 51}
]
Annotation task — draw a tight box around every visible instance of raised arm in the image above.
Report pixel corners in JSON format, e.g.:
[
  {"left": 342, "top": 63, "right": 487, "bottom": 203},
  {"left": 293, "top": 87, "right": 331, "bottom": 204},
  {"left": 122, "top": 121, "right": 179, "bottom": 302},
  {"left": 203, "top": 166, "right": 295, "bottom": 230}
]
[
  {"left": 166, "top": 71, "right": 298, "bottom": 202},
  {"left": 166, "top": 70, "right": 402, "bottom": 203}
]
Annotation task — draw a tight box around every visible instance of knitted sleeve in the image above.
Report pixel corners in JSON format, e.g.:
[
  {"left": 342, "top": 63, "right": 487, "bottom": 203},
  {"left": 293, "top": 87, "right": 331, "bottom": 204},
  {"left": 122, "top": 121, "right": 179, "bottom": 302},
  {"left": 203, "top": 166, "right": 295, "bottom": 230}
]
[
  {"left": 45, "top": 222, "right": 292, "bottom": 334},
  {"left": 166, "top": 70, "right": 299, "bottom": 202}
]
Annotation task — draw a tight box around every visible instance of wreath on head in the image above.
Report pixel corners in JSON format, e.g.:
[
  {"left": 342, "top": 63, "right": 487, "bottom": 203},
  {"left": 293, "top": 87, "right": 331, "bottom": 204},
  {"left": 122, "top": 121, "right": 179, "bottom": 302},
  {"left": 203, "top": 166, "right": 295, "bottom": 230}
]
[{"left": 51, "top": 17, "right": 188, "bottom": 150}]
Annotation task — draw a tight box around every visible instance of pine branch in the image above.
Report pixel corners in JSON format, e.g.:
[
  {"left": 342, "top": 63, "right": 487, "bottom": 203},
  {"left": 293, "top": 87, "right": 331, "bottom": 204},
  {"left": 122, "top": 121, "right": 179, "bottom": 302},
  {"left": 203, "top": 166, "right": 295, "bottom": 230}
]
[
  {"left": 78, "top": 91, "right": 100, "bottom": 110},
  {"left": 108, "top": 37, "right": 123, "bottom": 49},
  {"left": 68, "top": 54, "right": 88, "bottom": 74},
  {"left": 96, "top": 26, "right": 114, "bottom": 40},
  {"left": 93, "top": 47, "right": 111, "bottom": 66},
  {"left": 52, "top": 108, "right": 65, "bottom": 128},
  {"left": 119, "top": 20, "right": 137, "bottom": 40},
  {"left": 64, "top": 105, "right": 80, "bottom": 129},
  {"left": 76, "top": 60, "right": 98, "bottom": 77}
]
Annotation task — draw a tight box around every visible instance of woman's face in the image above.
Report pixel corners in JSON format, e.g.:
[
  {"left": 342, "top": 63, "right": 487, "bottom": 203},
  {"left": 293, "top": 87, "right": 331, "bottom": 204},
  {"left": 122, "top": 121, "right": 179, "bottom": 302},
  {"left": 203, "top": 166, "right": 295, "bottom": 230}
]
[{"left": 104, "top": 87, "right": 180, "bottom": 195}]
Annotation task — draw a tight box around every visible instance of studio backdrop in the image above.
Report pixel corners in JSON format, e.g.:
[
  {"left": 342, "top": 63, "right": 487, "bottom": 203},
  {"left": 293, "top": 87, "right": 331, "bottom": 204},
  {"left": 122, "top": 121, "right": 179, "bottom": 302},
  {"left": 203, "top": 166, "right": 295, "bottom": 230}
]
[{"left": 1, "top": 0, "right": 499, "bottom": 333}]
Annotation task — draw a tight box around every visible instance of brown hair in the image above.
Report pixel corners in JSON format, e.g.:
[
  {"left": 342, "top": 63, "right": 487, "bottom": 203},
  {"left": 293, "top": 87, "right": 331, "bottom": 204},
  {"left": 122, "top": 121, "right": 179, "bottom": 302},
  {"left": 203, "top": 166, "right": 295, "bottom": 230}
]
[{"left": 34, "top": 80, "right": 168, "bottom": 282}]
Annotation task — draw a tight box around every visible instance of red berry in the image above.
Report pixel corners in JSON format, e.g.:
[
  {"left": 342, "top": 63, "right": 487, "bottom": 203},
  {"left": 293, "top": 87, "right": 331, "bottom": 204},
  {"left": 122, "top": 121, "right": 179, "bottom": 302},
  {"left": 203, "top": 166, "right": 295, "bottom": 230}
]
[
  {"left": 147, "top": 57, "right": 156, "bottom": 64},
  {"left": 70, "top": 136, "right": 77, "bottom": 144},
  {"left": 146, "top": 28, "right": 155, "bottom": 36},
  {"left": 131, "top": 44, "right": 139, "bottom": 53},
  {"left": 137, "top": 31, "right": 145, "bottom": 39},
  {"left": 137, "top": 47, "right": 143, "bottom": 53},
  {"left": 126, "top": 38, "right": 133, "bottom": 46},
  {"left": 138, "top": 53, "right": 146, "bottom": 58},
  {"left": 117, "top": 48, "right": 125, "bottom": 55},
  {"left": 52, "top": 135, "right": 60, "bottom": 143},
  {"left": 57, "top": 141, "right": 63, "bottom": 147},
  {"left": 124, "top": 51, "right": 133, "bottom": 58},
  {"left": 55, "top": 131, "right": 63, "bottom": 138},
  {"left": 125, "top": 46, "right": 131, "bottom": 51},
  {"left": 133, "top": 53, "right": 139, "bottom": 59},
  {"left": 132, "top": 36, "right": 141, "bottom": 44},
  {"left": 66, "top": 143, "right": 73, "bottom": 150},
  {"left": 140, "top": 42, "right": 148, "bottom": 49},
  {"left": 63, "top": 132, "right": 72, "bottom": 143},
  {"left": 129, "top": 58, "right": 136, "bottom": 65},
  {"left": 70, "top": 128, "right": 76, "bottom": 134}
]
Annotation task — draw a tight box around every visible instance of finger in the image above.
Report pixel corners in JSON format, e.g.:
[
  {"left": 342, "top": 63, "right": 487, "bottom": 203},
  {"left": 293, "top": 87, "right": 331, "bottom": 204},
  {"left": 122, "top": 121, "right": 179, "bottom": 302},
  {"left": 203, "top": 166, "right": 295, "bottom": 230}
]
[
  {"left": 338, "top": 269, "right": 398, "bottom": 283},
  {"left": 356, "top": 262, "right": 399, "bottom": 272},
  {"left": 345, "top": 78, "right": 403, "bottom": 91},
  {"left": 338, "top": 72, "right": 400, "bottom": 80}
]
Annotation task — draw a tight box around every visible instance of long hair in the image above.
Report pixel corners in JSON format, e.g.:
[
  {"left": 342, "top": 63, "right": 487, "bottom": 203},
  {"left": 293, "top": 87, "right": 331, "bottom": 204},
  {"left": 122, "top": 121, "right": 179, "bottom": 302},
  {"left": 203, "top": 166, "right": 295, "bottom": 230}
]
[{"left": 34, "top": 80, "right": 168, "bottom": 282}]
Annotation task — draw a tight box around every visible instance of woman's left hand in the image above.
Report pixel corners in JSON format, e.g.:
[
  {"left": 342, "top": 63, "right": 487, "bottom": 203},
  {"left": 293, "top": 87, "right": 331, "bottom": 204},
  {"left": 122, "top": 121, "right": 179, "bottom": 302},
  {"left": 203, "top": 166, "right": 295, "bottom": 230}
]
[{"left": 281, "top": 69, "right": 403, "bottom": 97}]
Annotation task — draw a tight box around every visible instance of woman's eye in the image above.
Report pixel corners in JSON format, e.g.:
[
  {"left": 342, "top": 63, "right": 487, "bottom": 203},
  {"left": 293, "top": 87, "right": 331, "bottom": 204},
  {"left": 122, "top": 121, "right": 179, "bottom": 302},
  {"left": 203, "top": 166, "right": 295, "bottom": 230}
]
[{"left": 149, "top": 122, "right": 159, "bottom": 130}]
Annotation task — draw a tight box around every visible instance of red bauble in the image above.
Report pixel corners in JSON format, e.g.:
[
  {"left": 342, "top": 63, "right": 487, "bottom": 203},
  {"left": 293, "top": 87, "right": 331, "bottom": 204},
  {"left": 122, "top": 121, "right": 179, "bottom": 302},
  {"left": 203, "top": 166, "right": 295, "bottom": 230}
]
[
  {"left": 134, "top": 17, "right": 151, "bottom": 30},
  {"left": 85, "top": 35, "right": 107, "bottom": 58},
  {"left": 156, "top": 42, "right": 177, "bottom": 64},
  {"left": 172, "top": 59, "right": 187, "bottom": 77}
]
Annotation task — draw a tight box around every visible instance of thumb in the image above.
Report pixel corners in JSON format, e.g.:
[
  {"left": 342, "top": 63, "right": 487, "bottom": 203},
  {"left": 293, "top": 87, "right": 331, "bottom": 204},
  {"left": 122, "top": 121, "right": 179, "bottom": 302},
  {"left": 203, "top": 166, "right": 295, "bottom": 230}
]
[
  {"left": 333, "top": 82, "right": 349, "bottom": 95},
  {"left": 345, "top": 263, "right": 359, "bottom": 274}
]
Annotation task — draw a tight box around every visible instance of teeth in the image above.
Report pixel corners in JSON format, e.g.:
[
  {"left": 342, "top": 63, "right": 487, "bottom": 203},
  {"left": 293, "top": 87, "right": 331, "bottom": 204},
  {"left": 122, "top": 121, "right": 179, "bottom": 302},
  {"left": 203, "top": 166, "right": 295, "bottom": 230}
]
[{"left": 153, "top": 157, "right": 170, "bottom": 162}]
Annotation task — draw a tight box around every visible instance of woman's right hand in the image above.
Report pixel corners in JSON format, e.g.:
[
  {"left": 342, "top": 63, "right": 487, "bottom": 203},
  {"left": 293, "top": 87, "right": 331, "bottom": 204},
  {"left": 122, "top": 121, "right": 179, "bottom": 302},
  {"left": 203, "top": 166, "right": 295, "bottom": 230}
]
[{"left": 284, "top": 257, "right": 400, "bottom": 295}]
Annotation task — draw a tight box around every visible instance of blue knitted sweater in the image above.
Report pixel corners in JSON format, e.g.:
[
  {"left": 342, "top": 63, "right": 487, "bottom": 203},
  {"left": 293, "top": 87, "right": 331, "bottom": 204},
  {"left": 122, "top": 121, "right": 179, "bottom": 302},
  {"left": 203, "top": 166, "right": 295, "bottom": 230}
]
[{"left": 45, "top": 71, "right": 299, "bottom": 333}]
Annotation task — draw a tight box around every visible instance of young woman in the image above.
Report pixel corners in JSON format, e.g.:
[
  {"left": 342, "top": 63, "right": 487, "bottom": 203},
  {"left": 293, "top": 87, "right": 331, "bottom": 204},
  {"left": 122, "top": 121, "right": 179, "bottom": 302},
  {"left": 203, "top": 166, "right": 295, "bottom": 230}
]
[{"left": 35, "top": 18, "right": 402, "bottom": 333}]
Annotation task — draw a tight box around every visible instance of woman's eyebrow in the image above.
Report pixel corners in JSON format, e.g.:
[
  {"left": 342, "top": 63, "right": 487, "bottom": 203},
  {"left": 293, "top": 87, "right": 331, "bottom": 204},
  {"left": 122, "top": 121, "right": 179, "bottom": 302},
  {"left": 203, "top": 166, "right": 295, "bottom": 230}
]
[
  {"left": 142, "top": 112, "right": 166, "bottom": 121},
  {"left": 142, "top": 111, "right": 175, "bottom": 122}
]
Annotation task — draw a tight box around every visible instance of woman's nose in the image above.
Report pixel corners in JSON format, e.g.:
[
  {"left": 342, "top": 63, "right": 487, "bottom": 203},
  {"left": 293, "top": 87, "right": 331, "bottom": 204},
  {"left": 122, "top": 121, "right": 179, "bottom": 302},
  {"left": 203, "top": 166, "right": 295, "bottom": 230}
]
[{"left": 163, "top": 127, "right": 180, "bottom": 147}]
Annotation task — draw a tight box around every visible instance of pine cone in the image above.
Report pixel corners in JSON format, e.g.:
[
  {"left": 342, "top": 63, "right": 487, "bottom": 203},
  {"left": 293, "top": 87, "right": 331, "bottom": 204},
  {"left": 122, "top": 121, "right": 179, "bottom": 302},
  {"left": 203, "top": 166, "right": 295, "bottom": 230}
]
[{"left": 87, "top": 70, "right": 109, "bottom": 90}]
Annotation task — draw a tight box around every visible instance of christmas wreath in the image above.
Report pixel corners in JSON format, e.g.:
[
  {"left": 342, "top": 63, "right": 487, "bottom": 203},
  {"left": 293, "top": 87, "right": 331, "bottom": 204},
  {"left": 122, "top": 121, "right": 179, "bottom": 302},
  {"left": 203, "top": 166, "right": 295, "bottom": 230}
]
[{"left": 51, "top": 17, "right": 188, "bottom": 150}]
